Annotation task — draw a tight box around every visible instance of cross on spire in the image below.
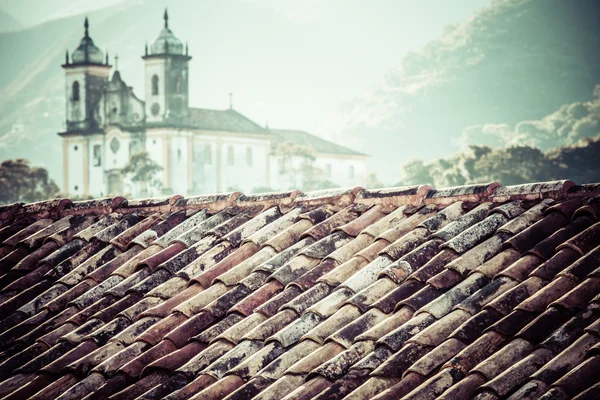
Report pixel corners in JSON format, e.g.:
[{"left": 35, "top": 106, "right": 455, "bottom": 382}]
[
  {"left": 164, "top": 8, "right": 169, "bottom": 29},
  {"left": 84, "top": 17, "right": 89, "bottom": 37},
  {"left": 114, "top": 54, "right": 119, "bottom": 70}
]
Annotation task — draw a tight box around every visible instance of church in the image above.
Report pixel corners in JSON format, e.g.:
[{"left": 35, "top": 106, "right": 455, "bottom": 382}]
[{"left": 58, "top": 10, "right": 368, "bottom": 198}]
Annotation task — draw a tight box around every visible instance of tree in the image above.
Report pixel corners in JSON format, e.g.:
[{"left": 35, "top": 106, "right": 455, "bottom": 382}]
[
  {"left": 121, "top": 151, "right": 163, "bottom": 197},
  {"left": 397, "top": 134, "right": 600, "bottom": 187},
  {"left": 0, "top": 159, "right": 60, "bottom": 204}
]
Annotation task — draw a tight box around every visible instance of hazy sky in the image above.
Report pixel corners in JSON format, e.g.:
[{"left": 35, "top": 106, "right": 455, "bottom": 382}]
[{"left": 1, "top": 0, "right": 491, "bottom": 132}]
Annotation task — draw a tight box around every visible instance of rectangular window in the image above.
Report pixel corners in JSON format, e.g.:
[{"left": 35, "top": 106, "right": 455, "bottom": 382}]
[
  {"left": 227, "top": 145, "right": 234, "bottom": 166},
  {"left": 246, "top": 147, "right": 253, "bottom": 167},
  {"left": 93, "top": 144, "right": 102, "bottom": 167}
]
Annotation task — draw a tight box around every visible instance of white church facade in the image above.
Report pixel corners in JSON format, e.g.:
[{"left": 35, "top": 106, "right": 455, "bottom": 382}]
[{"left": 59, "top": 11, "right": 368, "bottom": 198}]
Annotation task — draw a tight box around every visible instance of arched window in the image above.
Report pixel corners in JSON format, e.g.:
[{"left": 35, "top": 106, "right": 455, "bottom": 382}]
[
  {"left": 151, "top": 75, "right": 159, "bottom": 96},
  {"left": 176, "top": 76, "right": 183, "bottom": 94},
  {"left": 72, "top": 81, "right": 80, "bottom": 102}
]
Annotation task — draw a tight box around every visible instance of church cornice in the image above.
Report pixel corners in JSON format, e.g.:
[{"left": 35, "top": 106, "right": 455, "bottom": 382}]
[
  {"left": 62, "top": 63, "right": 112, "bottom": 69},
  {"left": 141, "top": 54, "right": 192, "bottom": 61},
  {"left": 58, "top": 128, "right": 105, "bottom": 137}
]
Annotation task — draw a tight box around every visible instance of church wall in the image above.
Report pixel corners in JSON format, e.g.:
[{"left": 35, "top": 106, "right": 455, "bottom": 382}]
[
  {"left": 219, "top": 137, "right": 270, "bottom": 193},
  {"left": 128, "top": 93, "right": 145, "bottom": 125},
  {"left": 66, "top": 138, "right": 85, "bottom": 197},
  {"left": 192, "top": 139, "right": 218, "bottom": 195},
  {"left": 65, "top": 69, "right": 87, "bottom": 127},
  {"left": 314, "top": 154, "right": 368, "bottom": 188},
  {"left": 144, "top": 59, "right": 166, "bottom": 123},
  {"left": 169, "top": 134, "right": 191, "bottom": 195},
  {"left": 105, "top": 127, "right": 132, "bottom": 171},
  {"left": 87, "top": 135, "right": 105, "bottom": 197}
]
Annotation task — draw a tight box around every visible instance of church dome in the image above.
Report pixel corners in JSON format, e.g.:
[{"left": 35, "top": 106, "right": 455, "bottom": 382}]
[
  {"left": 71, "top": 18, "right": 105, "bottom": 65},
  {"left": 149, "top": 9, "right": 184, "bottom": 55}
]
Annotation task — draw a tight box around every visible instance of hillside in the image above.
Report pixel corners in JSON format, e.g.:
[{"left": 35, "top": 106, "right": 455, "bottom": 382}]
[
  {"left": 317, "top": 0, "right": 600, "bottom": 182},
  {"left": 0, "top": 10, "right": 22, "bottom": 33}
]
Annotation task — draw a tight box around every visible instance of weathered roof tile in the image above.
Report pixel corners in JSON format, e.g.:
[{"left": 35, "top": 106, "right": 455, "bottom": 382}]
[{"left": 1, "top": 181, "right": 599, "bottom": 400}]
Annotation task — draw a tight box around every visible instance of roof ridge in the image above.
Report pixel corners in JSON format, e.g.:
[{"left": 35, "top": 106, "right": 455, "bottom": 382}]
[{"left": 2, "top": 180, "right": 599, "bottom": 224}]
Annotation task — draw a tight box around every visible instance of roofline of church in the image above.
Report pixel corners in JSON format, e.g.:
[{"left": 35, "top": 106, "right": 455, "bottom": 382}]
[
  {"left": 141, "top": 54, "right": 192, "bottom": 61},
  {"left": 62, "top": 62, "right": 112, "bottom": 69}
]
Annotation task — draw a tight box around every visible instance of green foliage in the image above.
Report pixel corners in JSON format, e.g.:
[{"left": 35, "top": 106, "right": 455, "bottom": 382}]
[
  {"left": 121, "top": 151, "right": 163, "bottom": 196},
  {"left": 399, "top": 135, "right": 600, "bottom": 187},
  {"left": 0, "top": 158, "right": 60, "bottom": 204}
]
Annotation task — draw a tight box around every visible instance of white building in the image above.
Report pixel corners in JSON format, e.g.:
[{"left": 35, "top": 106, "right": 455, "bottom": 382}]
[{"left": 59, "top": 11, "right": 368, "bottom": 198}]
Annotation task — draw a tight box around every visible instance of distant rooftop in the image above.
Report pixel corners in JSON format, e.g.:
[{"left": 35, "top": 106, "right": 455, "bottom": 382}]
[
  {"left": 189, "top": 108, "right": 268, "bottom": 134},
  {"left": 271, "top": 129, "right": 367, "bottom": 156}
]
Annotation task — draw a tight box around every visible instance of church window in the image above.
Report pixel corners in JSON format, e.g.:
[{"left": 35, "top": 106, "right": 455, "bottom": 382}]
[
  {"left": 326, "top": 164, "right": 332, "bottom": 177},
  {"left": 246, "top": 147, "right": 253, "bottom": 167},
  {"left": 176, "top": 75, "right": 183, "bottom": 94},
  {"left": 74, "top": 145, "right": 78, "bottom": 151},
  {"left": 348, "top": 165, "right": 355, "bottom": 179},
  {"left": 151, "top": 75, "right": 159, "bottom": 95},
  {"left": 204, "top": 145, "right": 212, "bottom": 165},
  {"left": 74, "top": 185, "right": 78, "bottom": 191},
  {"left": 227, "top": 146, "right": 234, "bottom": 166},
  {"left": 72, "top": 81, "right": 80, "bottom": 102},
  {"left": 93, "top": 145, "right": 102, "bottom": 167}
]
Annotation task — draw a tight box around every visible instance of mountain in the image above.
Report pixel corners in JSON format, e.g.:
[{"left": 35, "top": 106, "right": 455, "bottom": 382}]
[
  {"left": 0, "top": 10, "right": 23, "bottom": 33},
  {"left": 0, "top": 0, "right": 128, "bottom": 28},
  {"left": 317, "top": 0, "right": 600, "bottom": 183}
]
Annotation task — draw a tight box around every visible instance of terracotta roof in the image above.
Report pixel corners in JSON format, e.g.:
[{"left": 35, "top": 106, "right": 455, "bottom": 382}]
[
  {"left": 0, "top": 180, "right": 600, "bottom": 400},
  {"left": 271, "top": 129, "right": 367, "bottom": 157},
  {"left": 189, "top": 108, "right": 269, "bottom": 134}
]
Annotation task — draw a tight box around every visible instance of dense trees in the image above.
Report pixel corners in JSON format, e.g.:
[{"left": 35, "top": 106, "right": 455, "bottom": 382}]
[
  {"left": 0, "top": 159, "right": 59, "bottom": 204},
  {"left": 399, "top": 134, "right": 600, "bottom": 187}
]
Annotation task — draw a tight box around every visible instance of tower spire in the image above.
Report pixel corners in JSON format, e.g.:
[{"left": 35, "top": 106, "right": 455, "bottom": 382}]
[
  {"left": 65, "top": 49, "right": 69, "bottom": 65},
  {"left": 84, "top": 17, "right": 89, "bottom": 37},
  {"left": 114, "top": 54, "right": 119, "bottom": 70},
  {"left": 164, "top": 8, "right": 169, "bottom": 29},
  {"left": 105, "top": 50, "right": 109, "bottom": 65}
]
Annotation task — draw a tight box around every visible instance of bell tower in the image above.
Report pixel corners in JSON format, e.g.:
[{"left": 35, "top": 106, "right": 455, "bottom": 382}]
[
  {"left": 62, "top": 18, "right": 111, "bottom": 132},
  {"left": 60, "top": 17, "right": 111, "bottom": 198},
  {"left": 143, "top": 9, "right": 191, "bottom": 125}
]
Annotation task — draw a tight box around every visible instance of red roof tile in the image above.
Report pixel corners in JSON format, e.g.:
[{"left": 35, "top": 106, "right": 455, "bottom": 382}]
[{"left": 0, "top": 180, "right": 600, "bottom": 399}]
